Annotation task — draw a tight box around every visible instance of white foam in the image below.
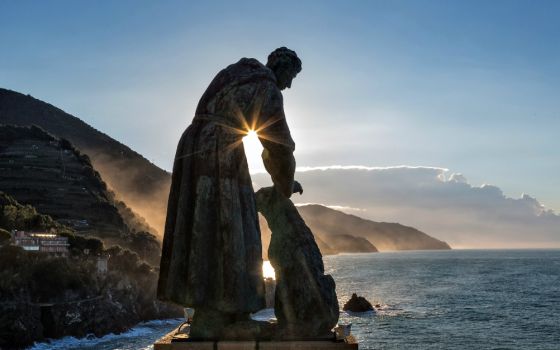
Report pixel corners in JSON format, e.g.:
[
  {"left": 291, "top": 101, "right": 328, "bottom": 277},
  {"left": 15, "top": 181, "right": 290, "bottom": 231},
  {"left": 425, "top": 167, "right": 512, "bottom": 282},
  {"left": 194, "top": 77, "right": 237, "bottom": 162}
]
[
  {"left": 250, "top": 308, "right": 276, "bottom": 322},
  {"left": 27, "top": 318, "right": 182, "bottom": 350}
]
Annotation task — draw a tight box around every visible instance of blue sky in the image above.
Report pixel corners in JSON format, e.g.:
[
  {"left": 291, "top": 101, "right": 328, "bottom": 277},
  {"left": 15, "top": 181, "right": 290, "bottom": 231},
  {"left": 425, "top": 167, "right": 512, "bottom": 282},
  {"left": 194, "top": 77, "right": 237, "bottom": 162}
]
[{"left": 1, "top": 0, "right": 559, "bottom": 211}]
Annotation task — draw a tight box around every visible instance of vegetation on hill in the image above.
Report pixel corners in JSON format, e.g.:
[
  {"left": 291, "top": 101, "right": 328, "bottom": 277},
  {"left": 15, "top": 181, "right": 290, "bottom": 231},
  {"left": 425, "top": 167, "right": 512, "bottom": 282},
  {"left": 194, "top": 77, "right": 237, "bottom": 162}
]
[
  {"left": 0, "top": 228, "right": 11, "bottom": 244},
  {"left": 0, "top": 125, "right": 162, "bottom": 264},
  {"left": 0, "top": 193, "right": 181, "bottom": 348},
  {"left": 0, "top": 191, "right": 70, "bottom": 233},
  {"left": 0, "top": 242, "right": 181, "bottom": 348},
  {"left": 0, "top": 88, "right": 450, "bottom": 255},
  {"left": 0, "top": 88, "right": 170, "bottom": 234}
]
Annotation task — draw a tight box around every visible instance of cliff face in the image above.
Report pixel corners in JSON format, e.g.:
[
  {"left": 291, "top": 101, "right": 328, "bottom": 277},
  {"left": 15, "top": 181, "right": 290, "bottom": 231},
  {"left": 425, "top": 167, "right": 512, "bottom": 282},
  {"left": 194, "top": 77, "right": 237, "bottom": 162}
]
[
  {"left": 0, "top": 244, "right": 181, "bottom": 349},
  {"left": 0, "top": 88, "right": 171, "bottom": 234},
  {"left": 298, "top": 205, "right": 451, "bottom": 251}
]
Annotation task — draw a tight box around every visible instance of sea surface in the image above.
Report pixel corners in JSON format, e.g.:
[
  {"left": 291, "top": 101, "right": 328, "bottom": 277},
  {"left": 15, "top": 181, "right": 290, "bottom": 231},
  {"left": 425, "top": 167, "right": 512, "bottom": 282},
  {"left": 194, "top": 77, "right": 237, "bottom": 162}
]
[{"left": 29, "top": 250, "right": 560, "bottom": 349}]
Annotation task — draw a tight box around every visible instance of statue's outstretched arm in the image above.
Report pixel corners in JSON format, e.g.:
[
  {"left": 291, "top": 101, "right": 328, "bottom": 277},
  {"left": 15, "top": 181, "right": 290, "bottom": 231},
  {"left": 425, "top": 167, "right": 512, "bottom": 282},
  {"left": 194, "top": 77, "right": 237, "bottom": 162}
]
[{"left": 257, "top": 83, "right": 296, "bottom": 198}]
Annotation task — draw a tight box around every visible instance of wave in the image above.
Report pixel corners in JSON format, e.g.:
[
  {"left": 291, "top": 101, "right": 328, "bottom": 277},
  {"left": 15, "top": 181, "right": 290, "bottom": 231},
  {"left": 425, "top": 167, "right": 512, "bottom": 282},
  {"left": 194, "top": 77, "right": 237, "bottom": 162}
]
[
  {"left": 250, "top": 308, "right": 276, "bottom": 322},
  {"left": 27, "top": 318, "right": 182, "bottom": 350}
]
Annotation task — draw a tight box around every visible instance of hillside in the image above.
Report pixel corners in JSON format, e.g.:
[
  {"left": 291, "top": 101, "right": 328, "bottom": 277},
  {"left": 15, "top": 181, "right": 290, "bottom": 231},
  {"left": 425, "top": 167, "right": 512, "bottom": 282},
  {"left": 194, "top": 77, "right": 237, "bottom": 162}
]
[
  {"left": 260, "top": 203, "right": 449, "bottom": 258},
  {"left": 0, "top": 125, "right": 161, "bottom": 264},
  {"left": 260, "top": 213, "right": 378, "bottom": 258},
  {"left": 0, "top": 88, "right": 449, "bottom": 253},
  {"left": 298, "top": 205, "right": 451, "bottom": 251},
  {"left": 0, "top": 88, "right": 171, "bottom": 234},
  {"left": 0, "top": 192, "right": 181, "bottom": 348}
]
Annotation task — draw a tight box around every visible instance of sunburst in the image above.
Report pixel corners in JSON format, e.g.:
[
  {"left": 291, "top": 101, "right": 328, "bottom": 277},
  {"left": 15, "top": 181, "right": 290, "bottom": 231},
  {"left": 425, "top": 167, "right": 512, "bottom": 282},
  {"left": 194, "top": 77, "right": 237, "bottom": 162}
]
[
  {"left": 262, "top": 260, "right": 276, "bottom": 279},
  {"left": 242, "top": 129, "right": 264, "bottom": 171}
]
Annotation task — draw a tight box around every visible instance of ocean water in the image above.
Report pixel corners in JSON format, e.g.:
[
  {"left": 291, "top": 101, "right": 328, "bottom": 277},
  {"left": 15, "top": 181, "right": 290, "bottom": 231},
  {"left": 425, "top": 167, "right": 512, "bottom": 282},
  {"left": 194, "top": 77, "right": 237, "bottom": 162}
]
[
  {"left": 26, "top": 319, "right": 182, "bottom": 350},
  {"left": 329, "top": 250, "right": 560, "bottom": 349},
  {"left": 29, "top": 250, "right": 560, "bottom": 349}
]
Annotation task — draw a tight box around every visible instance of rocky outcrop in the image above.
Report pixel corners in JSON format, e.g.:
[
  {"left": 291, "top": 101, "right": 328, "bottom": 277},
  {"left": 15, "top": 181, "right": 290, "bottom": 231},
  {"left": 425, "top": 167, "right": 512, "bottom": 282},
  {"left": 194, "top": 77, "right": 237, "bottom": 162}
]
[
  {"left": 256, "top": 187, "right": 339, "bottom": 338},
  {"left": 0, "top": 178, "right": 180, "bottom": 348},
  {"left": 343, "top": 293, "right": 374, "bottom": 312},
  {"left": 0, "top": 244, "right": 182, "bottom": 349},
  {"left": 0, "top": 287, "right": 181, "bottom": 349},
  {"left": 0, "top": 304, "right": 42, "bottom": 349}
]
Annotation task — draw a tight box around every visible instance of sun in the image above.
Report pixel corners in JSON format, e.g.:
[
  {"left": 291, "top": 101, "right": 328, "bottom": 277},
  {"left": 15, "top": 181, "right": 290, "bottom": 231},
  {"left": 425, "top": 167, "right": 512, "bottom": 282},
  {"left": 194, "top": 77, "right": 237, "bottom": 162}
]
[
  {"left": 242, "top": 129, "right": 265, "bottom": 172},
  {"left": 246, "top": 129, "right": 258, "bottom": 139},
  {"left": 262, "top": 260, "right": 276, "bottom": 280}
]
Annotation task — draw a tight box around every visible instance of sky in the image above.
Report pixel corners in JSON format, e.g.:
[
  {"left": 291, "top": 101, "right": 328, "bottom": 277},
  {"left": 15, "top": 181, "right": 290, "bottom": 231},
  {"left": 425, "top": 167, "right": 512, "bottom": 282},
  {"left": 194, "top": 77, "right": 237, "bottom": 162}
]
[
  {"left": 1, "top": 0, "right": 559, "bottom": 216},
  {"left": 252, "top": 166, "right": 560, "bottom": 248}
]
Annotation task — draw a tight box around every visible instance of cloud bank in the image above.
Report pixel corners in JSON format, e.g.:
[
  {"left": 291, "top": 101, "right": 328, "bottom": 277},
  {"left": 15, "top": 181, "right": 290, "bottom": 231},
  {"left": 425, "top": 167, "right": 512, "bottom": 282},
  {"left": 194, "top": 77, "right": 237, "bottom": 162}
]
[{"left": 251, "top": 166, "right": 560, "bottom": 248}]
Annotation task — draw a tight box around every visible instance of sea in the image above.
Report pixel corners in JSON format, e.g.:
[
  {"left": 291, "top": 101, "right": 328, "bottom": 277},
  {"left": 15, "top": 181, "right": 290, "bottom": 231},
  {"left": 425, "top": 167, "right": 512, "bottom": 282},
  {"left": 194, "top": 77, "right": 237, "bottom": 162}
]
[{"left": 28, "top": 250, "right": 560, "bottom": 350}]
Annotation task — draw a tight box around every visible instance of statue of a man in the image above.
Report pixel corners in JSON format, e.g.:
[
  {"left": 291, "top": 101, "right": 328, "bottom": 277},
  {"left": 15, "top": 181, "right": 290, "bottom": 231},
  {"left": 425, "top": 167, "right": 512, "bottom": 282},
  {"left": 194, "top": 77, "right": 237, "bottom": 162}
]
[{"left": 158, "top": 47, "right": 301, "bottom": 338}]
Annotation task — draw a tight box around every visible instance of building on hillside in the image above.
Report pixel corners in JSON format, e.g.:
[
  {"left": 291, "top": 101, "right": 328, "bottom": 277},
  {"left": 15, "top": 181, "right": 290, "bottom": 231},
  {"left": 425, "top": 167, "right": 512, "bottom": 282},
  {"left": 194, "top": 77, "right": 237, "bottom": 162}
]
[
  {"left": 96, "top": 256, "right": 108, "bottom": 274},
  {"left": 12, "top": 230, "right": 69, "bottom": 257}
]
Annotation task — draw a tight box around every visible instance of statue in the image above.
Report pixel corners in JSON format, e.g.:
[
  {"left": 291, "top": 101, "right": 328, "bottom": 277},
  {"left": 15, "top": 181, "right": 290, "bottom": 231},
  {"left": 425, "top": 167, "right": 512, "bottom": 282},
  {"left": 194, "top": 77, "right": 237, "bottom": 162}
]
[
  {"left": 256, "top": 184, "right": 339, "bottom": 338},
  {"left": 158, "top": 47, "right": 301, "bottom": 339}
]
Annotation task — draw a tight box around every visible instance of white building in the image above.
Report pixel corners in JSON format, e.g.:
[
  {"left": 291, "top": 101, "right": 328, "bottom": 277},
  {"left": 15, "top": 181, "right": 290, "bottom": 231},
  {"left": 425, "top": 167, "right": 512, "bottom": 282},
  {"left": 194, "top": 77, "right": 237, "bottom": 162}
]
[{"left": 12, "top": 230, "right": 69, "bottom": 256}]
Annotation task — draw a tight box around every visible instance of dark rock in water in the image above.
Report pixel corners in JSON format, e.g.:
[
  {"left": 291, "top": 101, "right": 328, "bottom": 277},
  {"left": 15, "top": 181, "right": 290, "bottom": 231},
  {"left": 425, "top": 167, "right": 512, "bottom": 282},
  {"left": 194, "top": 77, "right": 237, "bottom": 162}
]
[
  {"left": 343, "top": 293, "right": 374, "bottom": 312},
  {"left": 256, "top": 186, "right": 339, "bottom": 338}
]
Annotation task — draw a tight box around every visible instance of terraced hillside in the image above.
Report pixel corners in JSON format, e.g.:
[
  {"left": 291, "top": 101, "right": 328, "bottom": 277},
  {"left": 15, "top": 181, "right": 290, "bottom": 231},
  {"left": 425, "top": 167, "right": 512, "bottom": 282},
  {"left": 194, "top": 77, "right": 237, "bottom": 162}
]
[
  {"left": 0, "top": 88, "right": 170, "bottom": 234},
  {"left": 0, "top": 125, "right": 161, "bottom": 264},
  {"left": 0, "top": 125, "right": 126, "bottom": 236}
]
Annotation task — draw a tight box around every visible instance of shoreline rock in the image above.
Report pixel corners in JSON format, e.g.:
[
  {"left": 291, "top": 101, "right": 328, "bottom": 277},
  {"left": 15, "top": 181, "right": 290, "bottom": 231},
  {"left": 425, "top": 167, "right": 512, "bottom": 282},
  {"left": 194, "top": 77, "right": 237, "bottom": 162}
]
[{"left": 343, "top": 293, "right": 374, "bottom": 313}]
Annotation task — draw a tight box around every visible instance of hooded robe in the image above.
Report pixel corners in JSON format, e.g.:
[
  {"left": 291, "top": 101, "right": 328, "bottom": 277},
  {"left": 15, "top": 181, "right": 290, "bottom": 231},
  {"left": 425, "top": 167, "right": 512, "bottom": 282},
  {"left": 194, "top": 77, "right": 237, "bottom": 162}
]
[{"left": 158, "top": 58, "right": 296, "bottom": 313}]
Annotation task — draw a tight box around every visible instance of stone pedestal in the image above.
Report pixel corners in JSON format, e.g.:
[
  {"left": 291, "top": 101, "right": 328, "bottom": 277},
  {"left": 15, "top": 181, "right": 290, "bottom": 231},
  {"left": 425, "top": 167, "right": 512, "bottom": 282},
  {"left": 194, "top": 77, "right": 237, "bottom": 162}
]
[{"left": 153, "top": 327, "right": 358, "bottom": 350}]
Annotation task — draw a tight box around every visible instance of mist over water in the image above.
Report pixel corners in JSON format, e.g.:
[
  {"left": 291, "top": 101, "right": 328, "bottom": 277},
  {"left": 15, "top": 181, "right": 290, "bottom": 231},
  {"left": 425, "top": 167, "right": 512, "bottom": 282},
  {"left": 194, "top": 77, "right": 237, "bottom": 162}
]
[{"left": 29, "top": 250, "right": 560, "bottom": 349}]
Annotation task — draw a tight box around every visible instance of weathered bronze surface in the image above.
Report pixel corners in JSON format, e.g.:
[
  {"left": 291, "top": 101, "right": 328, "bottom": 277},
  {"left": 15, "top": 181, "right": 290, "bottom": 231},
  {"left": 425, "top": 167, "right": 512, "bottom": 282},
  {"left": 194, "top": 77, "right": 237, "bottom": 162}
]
[
  {"left": 256, "top": 185, "right": 339, "bottom": 338},
  {"left": 158, "top": 48, "right": 300, "bottom": 338}
]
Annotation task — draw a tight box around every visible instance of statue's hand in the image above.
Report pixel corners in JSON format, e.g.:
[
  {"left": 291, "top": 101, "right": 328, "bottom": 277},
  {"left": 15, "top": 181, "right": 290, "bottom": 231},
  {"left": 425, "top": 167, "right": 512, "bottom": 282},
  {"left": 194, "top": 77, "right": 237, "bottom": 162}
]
[{"left": 293, "top": 181, "right": 303, "bottom": 195}]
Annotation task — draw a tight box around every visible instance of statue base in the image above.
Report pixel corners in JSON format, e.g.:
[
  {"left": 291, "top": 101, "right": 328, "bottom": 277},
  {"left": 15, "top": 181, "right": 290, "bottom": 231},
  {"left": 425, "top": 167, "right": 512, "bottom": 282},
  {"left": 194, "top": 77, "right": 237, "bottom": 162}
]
[{"left": 154, "top": 327, "right": 359, "bottom": 350}]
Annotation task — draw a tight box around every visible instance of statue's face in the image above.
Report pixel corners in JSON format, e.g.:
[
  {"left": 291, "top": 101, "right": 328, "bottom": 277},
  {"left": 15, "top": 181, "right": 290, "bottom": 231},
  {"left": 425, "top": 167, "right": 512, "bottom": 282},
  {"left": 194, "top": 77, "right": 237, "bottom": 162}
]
[{"left": 276, "top": 66, "right": 298, "bottom": 90}]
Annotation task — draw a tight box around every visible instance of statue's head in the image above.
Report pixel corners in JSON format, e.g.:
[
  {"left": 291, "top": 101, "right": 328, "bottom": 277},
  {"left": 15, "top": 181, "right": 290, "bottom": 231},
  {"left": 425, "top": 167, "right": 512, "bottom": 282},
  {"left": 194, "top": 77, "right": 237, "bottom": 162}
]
[{"left": 266, "top": 47, "right": 302, "bottom": 90}]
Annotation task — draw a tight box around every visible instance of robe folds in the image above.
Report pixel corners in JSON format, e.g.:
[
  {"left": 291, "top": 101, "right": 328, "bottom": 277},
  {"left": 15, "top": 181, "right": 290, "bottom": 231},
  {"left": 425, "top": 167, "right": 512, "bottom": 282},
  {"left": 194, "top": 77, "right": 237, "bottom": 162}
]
[{"left": 158, "top": 58, "right": 296, "bottom": 313}]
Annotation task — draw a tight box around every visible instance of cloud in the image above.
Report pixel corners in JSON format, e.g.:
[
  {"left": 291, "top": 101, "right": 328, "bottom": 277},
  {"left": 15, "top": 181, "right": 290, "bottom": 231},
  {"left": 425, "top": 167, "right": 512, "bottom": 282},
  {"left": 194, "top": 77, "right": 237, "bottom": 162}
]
[
  {"left": 294, "top": 203, "right": 367, "bottom": 212},
  {"left": 251, "top": 166, "right": 560, "bottom": 248}
]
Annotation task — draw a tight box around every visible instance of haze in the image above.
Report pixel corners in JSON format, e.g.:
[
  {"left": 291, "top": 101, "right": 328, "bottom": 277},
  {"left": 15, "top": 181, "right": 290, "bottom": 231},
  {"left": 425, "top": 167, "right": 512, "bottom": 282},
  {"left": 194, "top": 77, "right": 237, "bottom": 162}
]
[{"left": 1, "top": 0, "right": 559, "bottom": 248}]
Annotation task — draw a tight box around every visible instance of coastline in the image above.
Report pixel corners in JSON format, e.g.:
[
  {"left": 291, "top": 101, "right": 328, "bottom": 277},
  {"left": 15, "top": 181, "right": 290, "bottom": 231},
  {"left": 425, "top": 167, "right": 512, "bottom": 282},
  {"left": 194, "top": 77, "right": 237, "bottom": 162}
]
[
  {"left": 26, "top": 318, "right": 182, "bottom": 350},
  {"left": 1, "top": 294, "right": 182, "bottom": 349}
]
